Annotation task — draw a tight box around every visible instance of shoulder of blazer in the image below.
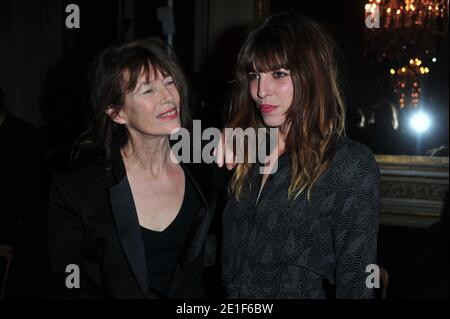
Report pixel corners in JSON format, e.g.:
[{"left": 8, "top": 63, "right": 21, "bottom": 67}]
[
  {"left": 51, "top": 153, "right": 115, "bottom": 197},
  {"left": 181, "top": 162, "right": 218, "bottom": 212},
  {"left": 332, "top": 136, "right": 378, "bottom": 167}
]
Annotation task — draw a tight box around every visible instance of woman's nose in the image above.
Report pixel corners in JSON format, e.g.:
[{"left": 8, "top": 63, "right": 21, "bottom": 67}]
[
  {"left": 160, "top": 85, "right": 175, "bottom": 103},
  {"left": 257, "top": 75, "right": 272, "bottom": 99}
]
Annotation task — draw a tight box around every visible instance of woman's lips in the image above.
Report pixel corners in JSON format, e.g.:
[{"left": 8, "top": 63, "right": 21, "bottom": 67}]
[
  {"left": 259, "top": 104, "right": 277, "bottom": 113},
  {"left": 157, "top": 108, "right": 178, "bottom": 120}
]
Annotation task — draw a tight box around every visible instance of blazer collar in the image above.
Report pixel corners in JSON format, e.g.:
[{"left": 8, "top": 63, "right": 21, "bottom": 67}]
[
  {"left": 111, "top": 146, "right": 127, "bottom": 183},
  {"left": 108, "top": 145, "right": 216, "bottom": 212},
  {"left": 109, "top": 177, "right": 150, "bottom": 297},
  {"left": 106, "top": 146, "right": 216, "bottom": 298}
]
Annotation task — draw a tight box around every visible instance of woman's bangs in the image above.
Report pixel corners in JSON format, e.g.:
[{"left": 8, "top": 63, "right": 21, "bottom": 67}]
[
  {"left": 122, "top": 53, "right": 169, "bottom": 92},
  {"left": 243, "top": 35, "right": 288, "bottom": 73}
]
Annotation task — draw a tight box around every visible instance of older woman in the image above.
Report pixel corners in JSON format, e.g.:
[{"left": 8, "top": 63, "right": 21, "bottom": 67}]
[
  {"left": 220, "top": 13, "right": 381, "bottom": 299},
  {"left": 44, "top": 38, "right": 217, "bottom": 298}
]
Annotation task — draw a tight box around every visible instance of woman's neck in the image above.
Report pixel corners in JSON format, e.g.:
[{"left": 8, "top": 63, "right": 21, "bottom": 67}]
[
  {"left": 277, "top": 131, "right": 287, "bottom": 155},
  {"left": 121, "top": 133, "right": 173, "bottom": 177}
]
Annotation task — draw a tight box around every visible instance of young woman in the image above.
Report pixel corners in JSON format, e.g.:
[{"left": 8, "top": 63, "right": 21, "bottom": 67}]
[
  {"left": 44, "top": 38, "right": 218, "bottom": 298},
  {"left": 220, "top": 13, "right": 381, "bottom": 299}
]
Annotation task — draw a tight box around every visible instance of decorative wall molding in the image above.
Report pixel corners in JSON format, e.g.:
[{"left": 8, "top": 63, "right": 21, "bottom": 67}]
[{"left": 376, "top": 155, "right": 449, "bottom": 228}]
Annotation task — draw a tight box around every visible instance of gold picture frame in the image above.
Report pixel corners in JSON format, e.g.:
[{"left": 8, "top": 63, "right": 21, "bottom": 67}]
[{"left": 376, "top": 155, "right": 449, "bottom": 228}]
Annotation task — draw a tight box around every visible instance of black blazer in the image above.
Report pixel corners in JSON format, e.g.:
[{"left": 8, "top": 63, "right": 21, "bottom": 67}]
[{"left": 43, "top": 147, "right": 218, "bottom": 298}]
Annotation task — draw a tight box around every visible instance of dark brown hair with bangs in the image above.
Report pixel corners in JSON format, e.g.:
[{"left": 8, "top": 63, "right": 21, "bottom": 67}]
[
  {"left": 81, "top": 37, "right": 189, "bottom": 163},
  {"left": 228, "top": 12, "right": 346, "bottom": 200}
]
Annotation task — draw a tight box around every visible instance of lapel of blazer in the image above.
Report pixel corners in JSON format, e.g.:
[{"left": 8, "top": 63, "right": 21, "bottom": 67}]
[
  {"left": 106, "top": 147, "right": 149, "bottom": 298},
  {"left": 164, "top": 162, "right": 217, "bottom": 296},
  {"left": 102, "top": 148, "right": 217, "bottom": 298},
  {"left": 178, "top": 162, "right": 214, "bottom": 266}
]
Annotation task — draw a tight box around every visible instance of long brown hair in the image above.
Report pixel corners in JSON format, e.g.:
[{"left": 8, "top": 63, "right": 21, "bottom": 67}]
[
  {"left": 77, "top": 38, "right": 190, "bottom": 163},
  {"left": 228, "top": 12, "right": 346, "bottom": 200}
]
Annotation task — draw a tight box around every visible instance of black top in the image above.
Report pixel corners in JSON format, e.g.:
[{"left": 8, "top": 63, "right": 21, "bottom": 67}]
[
  {"left": 222, "top": 137, "right": 381, "bottom": 299},
  {"left": 140, "top": 174, "right": 203, "bottom": 296},
  {"left": 43, "top": 144, "right": 218, "bottom": 299}
]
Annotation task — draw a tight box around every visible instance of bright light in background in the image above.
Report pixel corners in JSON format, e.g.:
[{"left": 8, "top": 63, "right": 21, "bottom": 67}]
[
  {"left": 432, "top": 57, "right": 437, "bottom": 62},
  {"left": 410, "top": 111, "right": 431, "bottom": 133}
]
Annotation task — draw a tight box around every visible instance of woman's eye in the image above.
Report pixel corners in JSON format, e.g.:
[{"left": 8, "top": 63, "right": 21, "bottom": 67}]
[
  {"left": 273, "top": 71, "right": 288, "bottom": 79},
  {"left": 165, "top": 77, "right": 175, "bottom": 85},
  {"left": 142, "top": 88, "right": 153, "bottom": 94},
  {"left": 247, "top": 73, "right": 259, "bottom": 81}
]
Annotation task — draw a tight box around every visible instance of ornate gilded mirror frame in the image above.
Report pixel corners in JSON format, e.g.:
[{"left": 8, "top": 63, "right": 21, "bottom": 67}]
[{"left": 376, "top": 155, "right": 449, "bottom": 228}]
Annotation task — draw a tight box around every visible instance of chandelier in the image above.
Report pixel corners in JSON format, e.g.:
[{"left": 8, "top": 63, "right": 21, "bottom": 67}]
[
  {"left": 363, "top": 0, "right": 448, "bottom": 109},
  {"left": 389, "top": 57, "right": 431, "bottom": 108},
  {"left": 364, "top": 0, "right": 448, "bottom": 60}
]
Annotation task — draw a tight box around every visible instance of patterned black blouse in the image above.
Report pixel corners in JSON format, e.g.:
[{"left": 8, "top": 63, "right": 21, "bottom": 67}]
[{"left": 222, "top": 137, "right": 381, "bottom": 299}]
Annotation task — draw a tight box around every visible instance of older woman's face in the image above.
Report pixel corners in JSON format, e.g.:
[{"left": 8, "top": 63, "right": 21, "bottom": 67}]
[
  {"left": 110, "top": 68, "right": 181, "bottom": 137},
  {"left": 248, "top": 68, "right": 294, "bottom": 128}
]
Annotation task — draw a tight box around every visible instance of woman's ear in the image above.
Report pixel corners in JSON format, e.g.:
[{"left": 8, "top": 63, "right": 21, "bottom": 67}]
[{"left": 106, "top": 106, "right": 126, "bottom": 125}]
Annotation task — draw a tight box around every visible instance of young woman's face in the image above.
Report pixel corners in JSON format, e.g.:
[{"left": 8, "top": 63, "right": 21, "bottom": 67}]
[
  {"left": 248, "top": 68, "right": 294, "bottom": 128},
  {"left": 110, "top": 68, "right": 181, "bottom": 137}
]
